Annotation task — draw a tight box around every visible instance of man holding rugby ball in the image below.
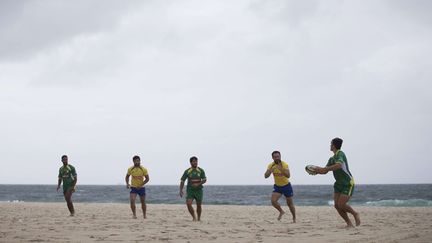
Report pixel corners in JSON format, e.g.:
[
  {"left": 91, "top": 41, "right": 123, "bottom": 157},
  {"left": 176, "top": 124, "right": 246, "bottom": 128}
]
[
  {"left": 314, "top": 138, "right": 361, "bottom": 227},
  {"left": 179, "top": 156, "right": 207, "bottom": 221}
]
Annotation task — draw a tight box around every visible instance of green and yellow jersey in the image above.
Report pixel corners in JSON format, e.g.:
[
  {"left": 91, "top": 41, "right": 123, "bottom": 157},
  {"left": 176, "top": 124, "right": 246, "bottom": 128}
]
[
  {"left": 58, "top": 164, "right": 77, "bottom": 191},
  {"left": 181, "top": 167, "right": 206, "bottom": 190},
  {"left": 326, "top": 150, "right": 354, "bottom": 186}
]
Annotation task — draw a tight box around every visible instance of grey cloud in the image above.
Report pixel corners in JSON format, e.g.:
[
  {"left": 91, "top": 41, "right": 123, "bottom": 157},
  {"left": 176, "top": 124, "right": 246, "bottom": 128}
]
[
  {"left": 0, "top": 0, "right": 143, "bottom": 61},
  {"left": 390, "top": 0, "right": 432, "bottom": 27}
]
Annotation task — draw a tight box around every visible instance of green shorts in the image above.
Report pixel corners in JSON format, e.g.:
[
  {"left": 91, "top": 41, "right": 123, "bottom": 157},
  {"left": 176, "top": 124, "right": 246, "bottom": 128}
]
[
  {"left": 186, "top": 187, "right": 203, "bottom": 202},
  {"left": 334, "top": 182, "right": 354, "bottom": 196},
  {"left": 63, "top": 184, "right": 75, "bottom": 194}
]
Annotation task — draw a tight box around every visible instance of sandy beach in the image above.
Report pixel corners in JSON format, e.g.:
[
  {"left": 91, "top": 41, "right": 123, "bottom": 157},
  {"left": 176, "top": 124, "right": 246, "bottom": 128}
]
[{"left": 1, "top": 202, "right": 431, "bottom": 242}]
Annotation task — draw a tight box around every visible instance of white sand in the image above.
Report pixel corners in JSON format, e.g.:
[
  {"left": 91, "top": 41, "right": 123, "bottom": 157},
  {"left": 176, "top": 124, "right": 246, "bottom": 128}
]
[{"left": 1, "top": 202, "right": 431, "bottom": 242}]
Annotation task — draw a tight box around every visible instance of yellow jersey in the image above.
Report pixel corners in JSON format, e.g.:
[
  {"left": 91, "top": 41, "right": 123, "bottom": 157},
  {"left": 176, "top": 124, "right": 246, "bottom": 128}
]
[
  {"left": 267, "top": 161, "right": 289, "bottom": 186},
  {"left": 127, "top": 166, "right": 148, "bottom": 188}
]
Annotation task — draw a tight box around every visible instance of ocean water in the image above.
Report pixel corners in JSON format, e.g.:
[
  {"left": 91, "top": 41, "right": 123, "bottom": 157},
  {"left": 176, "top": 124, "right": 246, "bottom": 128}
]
[{"left": 1, "top": 184, "right": 431, "bottom": 207}]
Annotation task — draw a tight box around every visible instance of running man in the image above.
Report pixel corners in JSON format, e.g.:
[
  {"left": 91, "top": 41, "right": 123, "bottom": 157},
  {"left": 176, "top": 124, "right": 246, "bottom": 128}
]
[
  {"left": 314, "top": 138, "right": 361, "bottom": 227},
  {"left": 264, "top": 151, "right": 296, "bottom": 222},
  {"left": 56, "top": 155, "right": 77, "bottom": 216},
  {"left": 125, "top": 155, "right": 149, "bottom": 219},
  {"left": 179, "top": 156, "right": 207, "bottom": 221}
]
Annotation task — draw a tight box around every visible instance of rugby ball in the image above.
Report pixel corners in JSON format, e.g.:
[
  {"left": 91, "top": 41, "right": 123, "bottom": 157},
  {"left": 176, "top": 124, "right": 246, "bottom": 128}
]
[{"left": 305, "top": 165, "right": 318, "bottom": 175}]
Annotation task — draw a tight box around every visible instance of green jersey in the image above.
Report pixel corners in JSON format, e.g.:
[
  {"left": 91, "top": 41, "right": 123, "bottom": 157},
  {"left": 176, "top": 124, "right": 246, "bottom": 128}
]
[
  {"left": 181, "top": 167, "right": 206, "bottom": 189},
  {"left": 58, "top": 164, "right": 77, "bottom": 189},
  {"left": 326, "top": 150, "right": 353, "bottom": 185}
]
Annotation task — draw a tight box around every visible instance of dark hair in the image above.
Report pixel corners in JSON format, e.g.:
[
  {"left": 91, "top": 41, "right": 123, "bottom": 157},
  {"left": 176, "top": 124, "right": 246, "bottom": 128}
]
[
  {"left": 331, "top": 137, "right": 343, "bottom": 149},
  {"left": 189, "top": 156, "right": 198, "bottom": 162},
  {"left": 132, "top": 155, "right": 140, "bottom": 161},
  {"left": 61, "top": 155, "right": 68, "bottom": 159},
  {"left": 271, "top": 151, "right": 280, "bottom": 157}
]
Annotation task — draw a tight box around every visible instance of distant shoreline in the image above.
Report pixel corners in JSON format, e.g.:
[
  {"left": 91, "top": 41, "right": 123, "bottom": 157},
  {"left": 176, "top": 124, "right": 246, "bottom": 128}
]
[{"left": 2, "top": 184, "right": 431, "bottom": 207}]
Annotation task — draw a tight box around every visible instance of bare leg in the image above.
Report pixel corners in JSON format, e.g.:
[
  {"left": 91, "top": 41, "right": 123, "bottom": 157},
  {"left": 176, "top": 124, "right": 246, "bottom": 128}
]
[
  {"left": 130, "top": 193, "right": 137, "bottom": 219},
  {"left": 338, "top": 194, "right": 360, "bottom": 226},
  {"left": 64, "top": 189, "right": 75, "bottom": 216},
  {"left": 334, "top": 193, "right": 353, "bottom": 227},
  {"left": 197, "top": 201, "right": 202, "bottom": 221},
  {"left": 186, "top": 199, "right": 196, "bottom": 221},
  {"left": 139, "top": 195, "right": 147, "bottom": 219},
  {"left": 286, "top": 196, "right": 296, "bottom": 223},
  {"left": 271, "top": 192, "right": 285, "bottom": 220}
]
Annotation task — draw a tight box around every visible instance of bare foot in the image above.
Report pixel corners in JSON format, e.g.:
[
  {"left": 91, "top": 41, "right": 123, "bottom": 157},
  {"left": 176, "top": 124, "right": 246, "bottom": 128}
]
[
  {"left": 132, "top": 215, "right": 137, "bottom": 219},
  {"left": 277, "top": 211, "right": 285, "bottom": 221},
  {"left": 192, "top": 217, "right": 197, "bottom": 221},
  {"left": 69, "top": 213, "right": 74, "bottom": 217},
  {"left": 292, "top": 216, "right": 296, "bottom": 223},
  {"left": 143, "top": 215, "right": 147, "bottom": 219},
  {"left": 353, "top": 212, "right": 361, "bottom": 226},
  {"left": 345, "top": 224, "right": 355, "bottom": 228},
  {"left": 337, "top": 224, "right": 354, "bottom": 229}
]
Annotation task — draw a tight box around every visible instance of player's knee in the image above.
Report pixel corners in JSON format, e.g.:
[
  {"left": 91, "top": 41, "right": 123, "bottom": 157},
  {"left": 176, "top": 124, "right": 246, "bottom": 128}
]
[
  {"left": 337, "top": 202, "right": 346, "bottom": 209},
  {"left": 286, "top": 198, "right": 294, "bottom": 205}
]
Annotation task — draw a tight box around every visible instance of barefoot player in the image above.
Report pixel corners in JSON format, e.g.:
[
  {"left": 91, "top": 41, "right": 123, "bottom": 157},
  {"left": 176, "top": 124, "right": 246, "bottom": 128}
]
[
  {"left": 56, "top": 155, "right": 77, "bottom": 216},
  {"left": 125, "top": 155, "right": 150, "bottom": 219},
  {"left": 315, "top": 138, "right": 361, "bottom": 227},
  {"left": 179, "top": 156, "right": 207, "bottom": 221},
  {"left": 264, "top": 151, "right": 296, "bottom": 222}
]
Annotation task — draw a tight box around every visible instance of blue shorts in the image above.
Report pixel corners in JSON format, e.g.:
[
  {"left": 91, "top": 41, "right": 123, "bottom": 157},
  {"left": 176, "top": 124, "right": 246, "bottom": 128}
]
[
  {"left": 273, "top": 183, "right": 293, "bottom": 197},
  {"left": 130, "top": 187, "right": 146, "bottom": 196}
]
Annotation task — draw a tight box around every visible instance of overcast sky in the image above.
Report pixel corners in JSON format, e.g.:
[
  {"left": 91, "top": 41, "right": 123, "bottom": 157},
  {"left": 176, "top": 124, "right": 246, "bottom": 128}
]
[{"left": 1, "top": 0, "right": 431, "bottom": 185}]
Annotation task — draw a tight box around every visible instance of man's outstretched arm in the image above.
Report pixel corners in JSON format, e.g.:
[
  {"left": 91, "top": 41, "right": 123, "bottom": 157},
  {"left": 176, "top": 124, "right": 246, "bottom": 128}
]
[{"left": 316, "top": 163, "right": 342, "bottom": 174}]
